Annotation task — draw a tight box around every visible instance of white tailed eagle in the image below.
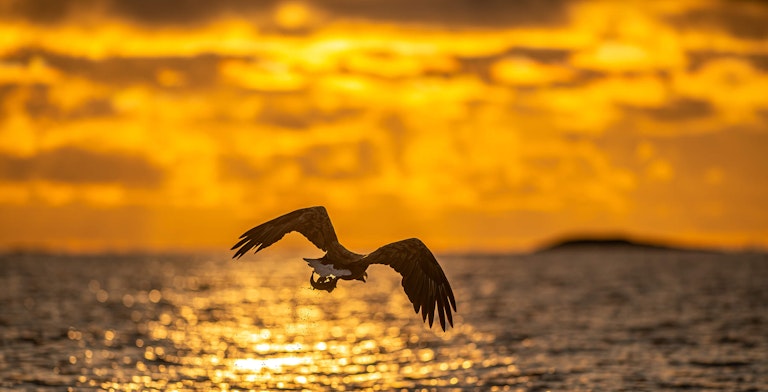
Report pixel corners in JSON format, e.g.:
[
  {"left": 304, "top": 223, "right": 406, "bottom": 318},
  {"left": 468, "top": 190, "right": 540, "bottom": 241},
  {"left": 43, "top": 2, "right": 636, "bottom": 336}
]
[{"left": 231, "top": 206, "right": 457, "bottom": 331}]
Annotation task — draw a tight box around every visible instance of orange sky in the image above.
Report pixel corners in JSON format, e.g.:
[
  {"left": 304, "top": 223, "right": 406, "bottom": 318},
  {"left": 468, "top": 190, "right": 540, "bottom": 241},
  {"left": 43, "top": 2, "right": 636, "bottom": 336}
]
[{"left": 1, "top": 0, "right": 767, "bottom": 253}]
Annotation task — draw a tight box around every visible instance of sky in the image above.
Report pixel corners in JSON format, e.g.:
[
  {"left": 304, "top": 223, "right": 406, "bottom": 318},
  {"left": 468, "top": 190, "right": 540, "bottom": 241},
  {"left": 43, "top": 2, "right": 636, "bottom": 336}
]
[{"left": 0, "top": 0, "right": 767, "bottom": 253}]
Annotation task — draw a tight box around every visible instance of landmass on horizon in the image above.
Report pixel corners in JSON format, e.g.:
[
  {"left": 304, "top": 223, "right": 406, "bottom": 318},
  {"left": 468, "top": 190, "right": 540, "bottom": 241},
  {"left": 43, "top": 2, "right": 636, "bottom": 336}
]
[{"left": 535, "top": 235, "right": 730, "bottom": 254}]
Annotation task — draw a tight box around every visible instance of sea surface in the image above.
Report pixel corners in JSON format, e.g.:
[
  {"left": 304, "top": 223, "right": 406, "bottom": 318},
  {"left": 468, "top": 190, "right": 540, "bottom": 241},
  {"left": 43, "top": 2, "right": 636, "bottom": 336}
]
[{"left": 1, "top": 248, "right": 766, "bottom": 391}]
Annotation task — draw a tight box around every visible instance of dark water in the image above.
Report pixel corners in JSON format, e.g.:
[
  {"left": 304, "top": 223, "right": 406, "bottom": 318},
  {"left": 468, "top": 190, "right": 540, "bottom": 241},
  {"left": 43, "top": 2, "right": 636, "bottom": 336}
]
[{"left": 1, "top": 249, "right": 766, "bottom": 391}]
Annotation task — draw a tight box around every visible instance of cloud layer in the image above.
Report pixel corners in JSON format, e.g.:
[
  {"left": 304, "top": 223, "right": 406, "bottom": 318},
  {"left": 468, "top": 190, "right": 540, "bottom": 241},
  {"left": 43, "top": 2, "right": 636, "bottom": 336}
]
[{"left": 1, "top": 0, "right": 767, "bottom": 252}]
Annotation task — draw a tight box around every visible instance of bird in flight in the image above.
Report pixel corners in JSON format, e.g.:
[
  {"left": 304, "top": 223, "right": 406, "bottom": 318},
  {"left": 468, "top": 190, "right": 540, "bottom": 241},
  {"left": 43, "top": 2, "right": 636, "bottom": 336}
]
[{"left": 231, "top": 206, "right": 457, "bottom": 331}]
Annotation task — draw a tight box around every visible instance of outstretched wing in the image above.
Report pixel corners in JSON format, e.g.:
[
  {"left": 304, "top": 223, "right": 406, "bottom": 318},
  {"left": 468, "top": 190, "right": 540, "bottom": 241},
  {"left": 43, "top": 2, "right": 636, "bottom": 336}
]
[
  {"left": 362, "top": 238, "right": 457, "bottom": 331},
  {"left": 231, "top": 206, "right": 338, "bottom": 259}
]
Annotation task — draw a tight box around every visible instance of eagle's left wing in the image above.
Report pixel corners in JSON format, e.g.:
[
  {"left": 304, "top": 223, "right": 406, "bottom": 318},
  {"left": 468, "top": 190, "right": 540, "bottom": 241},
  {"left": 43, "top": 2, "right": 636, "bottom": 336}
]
[{"left": 362, "top": 238, "right": 457, "bottom": 331}]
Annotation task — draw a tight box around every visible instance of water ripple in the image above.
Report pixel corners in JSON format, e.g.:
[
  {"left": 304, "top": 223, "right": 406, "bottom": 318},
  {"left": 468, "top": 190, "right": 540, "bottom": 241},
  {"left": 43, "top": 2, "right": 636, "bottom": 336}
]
[{"left": 1, "top": 250, "right": 766, "bottom": 390}]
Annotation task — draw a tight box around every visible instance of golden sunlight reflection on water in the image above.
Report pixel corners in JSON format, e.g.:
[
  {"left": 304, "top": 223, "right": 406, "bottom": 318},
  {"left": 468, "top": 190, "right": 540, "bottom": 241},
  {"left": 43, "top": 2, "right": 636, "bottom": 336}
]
[{"left": 67, "top": 255, "right": 499, "bottom": 391}]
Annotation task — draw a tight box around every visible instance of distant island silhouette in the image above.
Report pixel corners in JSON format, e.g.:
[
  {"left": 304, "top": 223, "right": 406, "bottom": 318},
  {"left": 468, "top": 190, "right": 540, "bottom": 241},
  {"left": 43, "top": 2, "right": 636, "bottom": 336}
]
[{"left": 536, "top": 236, "right": 705, "bottom": 253}]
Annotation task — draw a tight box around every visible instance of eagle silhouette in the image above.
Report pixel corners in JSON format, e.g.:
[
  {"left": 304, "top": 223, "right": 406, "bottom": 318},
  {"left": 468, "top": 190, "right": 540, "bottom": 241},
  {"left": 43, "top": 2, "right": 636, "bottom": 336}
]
[{"left": 232, "top": 206, "right": 457, "bottom": 331}]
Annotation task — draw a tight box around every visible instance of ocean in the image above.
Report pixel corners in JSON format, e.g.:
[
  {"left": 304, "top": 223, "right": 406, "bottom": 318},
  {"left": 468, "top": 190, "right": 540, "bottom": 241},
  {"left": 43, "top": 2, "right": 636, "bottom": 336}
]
[{"left": 1, "top": 248, "right": 766, "bottom": 391}]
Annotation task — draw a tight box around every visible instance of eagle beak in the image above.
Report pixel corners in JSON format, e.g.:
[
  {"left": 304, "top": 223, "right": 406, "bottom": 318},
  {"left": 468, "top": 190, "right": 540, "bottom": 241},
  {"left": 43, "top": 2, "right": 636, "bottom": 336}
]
[{"left": 358, "top": 272, "right": 368, "bottom": 282}]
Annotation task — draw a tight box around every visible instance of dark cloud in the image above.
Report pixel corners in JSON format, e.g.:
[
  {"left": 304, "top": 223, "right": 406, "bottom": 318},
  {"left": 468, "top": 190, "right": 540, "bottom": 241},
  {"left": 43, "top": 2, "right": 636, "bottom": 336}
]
[
  {"left": 625, "top": 98, "right": 715, "bottom": 122},
  {"left": 0, "top": 85, "right": 16, "bottom": 118},
  {"left": 4, "top": 50, "right": 227, "bottom": 89},
  {"left": 316, "top": 0, "right": 571, "bottom": 29},
  {"left": 1, "top": 0, "right": 79, "bottom": 24},
  {"left": 0, "top": 0, "right": 272, "bottom": 25},
  {"left": 11, "top": 84, "right": 116, "bottom": 120},
  {"left": 466, "top": 167, "right": 541, "bottom": 202},
  {"left": 3, "top": 0, "right": 570, "bottom": 29},
  {"left": 218, "top": 155, "right": 267, "bottom": 182},
  {"left": 379, "top": 114, "right": 408, "bottom": 167},
  {"left": 667, "top": 2, "right": 768, "bottom": 40},
  {"left": 688, "top": 52, "right": 768, "bottom": 72},
  {"left": 502, "top": 47, "right": 572, "bottom": 63},
  {"left": 298, "top": 140, "right": 379, "bottom": 179},
  {"left": 220, "top": 140, "right": 379, "bottom": 182},
  {"left": 105, "top": 0, "right": 274, "bottom": 26},
  {"left": 0, "top": 146, "right": 164, "bottom": 187},
  {"left": 257, "top": 97, "right": 363, "bottom": 129},
  {"left": 745, "top": 54, "right": 768, "bottom": 71},
  {"left": 218, "top": 153, "right": 335, "bottom": 209}
]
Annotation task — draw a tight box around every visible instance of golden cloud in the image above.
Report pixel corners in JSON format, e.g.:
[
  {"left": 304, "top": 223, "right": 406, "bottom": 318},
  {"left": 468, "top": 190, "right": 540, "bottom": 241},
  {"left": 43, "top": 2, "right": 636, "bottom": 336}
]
[{"left": 1, "top": 0, "right": 767, "bottom": 252}]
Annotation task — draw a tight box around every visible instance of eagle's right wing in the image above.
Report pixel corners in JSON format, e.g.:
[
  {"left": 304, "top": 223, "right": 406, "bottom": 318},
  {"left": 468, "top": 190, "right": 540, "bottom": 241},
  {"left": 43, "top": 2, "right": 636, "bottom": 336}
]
[
  {"left": 362, "top": 238, "right": 457, "bottom": 331},
  {"left": 231, "top": 206, "right": 338, "bottom": 259}
]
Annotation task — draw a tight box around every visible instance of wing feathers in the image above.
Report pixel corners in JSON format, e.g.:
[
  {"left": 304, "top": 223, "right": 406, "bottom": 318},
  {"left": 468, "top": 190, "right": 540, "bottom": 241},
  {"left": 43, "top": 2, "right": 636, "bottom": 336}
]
[
  {"left": 436, "top": 293, "right": 446, "bottom": 330},
  {"left": 363, "top": 238, "right": 456, "bottom": 331},
  {"left": 231, "top": 206, "right": 338, "bottom": 259}
]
